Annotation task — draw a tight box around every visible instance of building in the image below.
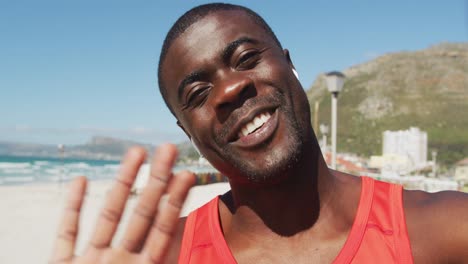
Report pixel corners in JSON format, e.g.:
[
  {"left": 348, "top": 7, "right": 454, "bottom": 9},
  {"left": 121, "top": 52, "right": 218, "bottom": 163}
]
[
  {"left": 455, "top": 158, "right": 468, "bottom": 182},
  {"left": 369, "top": 154, "right": 413, "bottom": 173},
  {"left": 382, "top": 127, "right": 428, "bottom": 170},
  {"left": 324, "top": 152, "right": 370, "bottom": 175}
]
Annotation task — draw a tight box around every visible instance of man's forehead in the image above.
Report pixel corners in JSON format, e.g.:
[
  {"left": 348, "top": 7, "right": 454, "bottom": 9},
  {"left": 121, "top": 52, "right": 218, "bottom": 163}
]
[
  {"left": 181, "top": 10, "right": 264, "bottom": 41},
  {"left": 168, "top": 10, "right": 268, "bottom": 61},
  {"left": 162, "top": 10, "right": 272, "bottom": 93}
]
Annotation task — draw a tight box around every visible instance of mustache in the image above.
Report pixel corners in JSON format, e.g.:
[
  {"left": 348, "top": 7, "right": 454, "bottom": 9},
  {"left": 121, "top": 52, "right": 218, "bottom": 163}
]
[{"left": 216, "top": 91, "right": 284, "bottom": 142}]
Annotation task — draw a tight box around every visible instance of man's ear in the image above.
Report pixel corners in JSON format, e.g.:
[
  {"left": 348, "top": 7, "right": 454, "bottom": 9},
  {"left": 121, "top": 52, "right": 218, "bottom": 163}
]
[
  {"left": 283, "top": 49, "right": 295, "bottom": 70},
  {"left": 177, "top": 120, "right": 203, "bottom": 156},
  {"left": 177, "top": 120, "right": 191, "bottom": 140},
  {"left": 283, "top": 49, "right": 299, "bottom": 79}
]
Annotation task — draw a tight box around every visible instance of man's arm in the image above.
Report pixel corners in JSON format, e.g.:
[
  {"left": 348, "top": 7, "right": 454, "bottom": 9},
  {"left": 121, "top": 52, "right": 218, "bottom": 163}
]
[{"left": 404, "top": 189, "right": 468, "bottom": 263}]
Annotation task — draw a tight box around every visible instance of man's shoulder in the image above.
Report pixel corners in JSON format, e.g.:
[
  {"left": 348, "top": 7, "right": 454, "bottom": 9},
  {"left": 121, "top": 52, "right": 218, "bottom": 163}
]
[
  {"left": 403, "top": 188, "right": 468, "bottom": 227},
  {"left": 403, "top": 189, "right": 468, "bottom": 263}
]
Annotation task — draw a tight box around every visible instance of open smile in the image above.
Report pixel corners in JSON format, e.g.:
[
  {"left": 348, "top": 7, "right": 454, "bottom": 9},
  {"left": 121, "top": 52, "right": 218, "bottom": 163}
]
[
  {"left": 229, "top": 107, "right": 279, "bottom": 148},
  {"left": 237, "top": 111, "right": 272, "bottom": 138}
]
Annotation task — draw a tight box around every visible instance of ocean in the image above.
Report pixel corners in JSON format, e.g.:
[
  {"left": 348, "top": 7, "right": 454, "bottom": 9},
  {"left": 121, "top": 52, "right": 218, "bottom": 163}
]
[
  {"left": 0, "top": 155, "right": 121, "bottom": 185},
  {"left": 0, "top": 155, "right": 218, "bottom": 185}
]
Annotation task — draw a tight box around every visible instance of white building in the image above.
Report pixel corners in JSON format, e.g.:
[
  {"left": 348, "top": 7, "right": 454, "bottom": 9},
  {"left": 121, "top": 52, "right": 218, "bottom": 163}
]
[
  {"left": 382, "top": 127, "right": 428, "bottom": 171},
  {"left": 455, "top": 158, "right": 468, "bottom": 182}
]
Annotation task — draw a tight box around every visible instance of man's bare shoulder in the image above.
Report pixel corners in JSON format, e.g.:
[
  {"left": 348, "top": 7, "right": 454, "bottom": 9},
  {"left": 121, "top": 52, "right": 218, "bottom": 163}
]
[
  {"left": 403, "top": 189, "right": 468, "bottom": 263},
  {"left": 164, "top": 216, "right": 187, "bottom": 263}
]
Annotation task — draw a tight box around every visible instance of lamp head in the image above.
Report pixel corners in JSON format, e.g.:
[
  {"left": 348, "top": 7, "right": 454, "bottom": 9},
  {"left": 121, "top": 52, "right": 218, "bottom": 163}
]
[
  {"left": 319, "top": 124, "right": 329, "bottom": 134},
  {"left": 325, "top": 71, "right": 345, "bottom": 94}
]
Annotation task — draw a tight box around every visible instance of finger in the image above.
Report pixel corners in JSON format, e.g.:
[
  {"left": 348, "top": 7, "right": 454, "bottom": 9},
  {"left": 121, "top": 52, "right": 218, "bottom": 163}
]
[
  {"left": 88, "top": 147, "right": 146, "bottom": 249},
  {"left": 120, "top": 144, "right": 179, "bottom": 251},
  {"left": 143, "top": 170, "right": 195, "bottom": 263},
  {"left": 50, "top": 176, "right": 87, "bottom": 263}
]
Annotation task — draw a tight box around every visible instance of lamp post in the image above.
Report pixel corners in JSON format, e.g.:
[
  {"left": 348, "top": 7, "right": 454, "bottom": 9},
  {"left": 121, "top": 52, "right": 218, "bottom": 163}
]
[
  {"left": 325, "top": 71, "right": 345, "bottom": 170},
  {"left": 319, "top": 124, "right": 329, "bottom": 153},
  {"left": 432, "top": 150, "right": 437, "bottom": 177}
]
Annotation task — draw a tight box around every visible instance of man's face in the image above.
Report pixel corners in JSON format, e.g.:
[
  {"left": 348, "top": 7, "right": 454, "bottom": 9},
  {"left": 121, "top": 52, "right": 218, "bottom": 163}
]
[{"left": 161, "top": 10, "right": 311, "bottom": 183}]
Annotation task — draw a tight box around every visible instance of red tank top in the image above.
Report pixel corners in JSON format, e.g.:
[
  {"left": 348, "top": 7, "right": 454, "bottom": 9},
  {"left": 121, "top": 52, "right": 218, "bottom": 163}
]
[{"left": 178, "top": 177, "right": 414, "bottom": 263}]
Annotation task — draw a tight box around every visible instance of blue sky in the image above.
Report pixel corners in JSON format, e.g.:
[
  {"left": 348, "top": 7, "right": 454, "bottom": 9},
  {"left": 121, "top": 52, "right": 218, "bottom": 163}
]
[{"left": 1, "top": 0, "right": 466, "bottom": 145}]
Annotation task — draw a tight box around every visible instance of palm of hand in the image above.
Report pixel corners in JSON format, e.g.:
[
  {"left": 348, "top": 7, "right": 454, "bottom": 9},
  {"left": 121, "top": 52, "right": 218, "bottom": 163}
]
[{"left": 49, "top": 144, "right": 195, "bottom": 264}]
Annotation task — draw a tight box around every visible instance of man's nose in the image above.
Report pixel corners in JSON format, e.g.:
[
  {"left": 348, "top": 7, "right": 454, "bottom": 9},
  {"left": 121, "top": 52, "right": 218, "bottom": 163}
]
[
  {"left": 213, "top": 75, "right": 256, "bottom": 121},
  {"left": 213, "top": 75, "right": 255, "bottom": 109}
]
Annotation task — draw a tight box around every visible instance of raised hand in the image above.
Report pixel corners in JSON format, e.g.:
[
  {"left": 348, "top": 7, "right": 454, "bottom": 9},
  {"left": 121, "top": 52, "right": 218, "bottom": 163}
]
[{"left": 49, "top": 144, "right": 196, "bottom": 263}]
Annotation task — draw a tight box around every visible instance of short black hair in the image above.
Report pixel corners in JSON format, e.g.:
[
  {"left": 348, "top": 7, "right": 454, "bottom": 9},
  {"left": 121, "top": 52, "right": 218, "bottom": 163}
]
[{"left": 157, "top": 3, "right": 282, "bottom": 116}]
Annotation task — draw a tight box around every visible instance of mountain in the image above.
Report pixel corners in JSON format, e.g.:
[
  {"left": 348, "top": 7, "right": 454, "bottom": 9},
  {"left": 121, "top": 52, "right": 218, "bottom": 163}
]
[
  {"left": 0, "top": 136, "right": 199, "bottom": 162},
  {"left": 68, "top": 136, "right": 156, "bottom": 160},
  {"left": 177, "top": 140, "right": 201, "bottom": 162},
  {"left": 0, "top": 136, "right": 155, "bottom": 160},
  {"left": 307, "top": 43, "right": 468, "bottom": 166},
  {"left": 0, "top": 142, "right": 57, "bottom": 157}
]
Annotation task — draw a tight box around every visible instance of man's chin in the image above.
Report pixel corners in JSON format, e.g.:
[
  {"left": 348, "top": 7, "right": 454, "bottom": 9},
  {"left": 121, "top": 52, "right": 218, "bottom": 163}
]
[
  {"left": 218, "top": 104, "right": 305, "bottom": 185},
  {"left": 227, "top": 140, "right": 303, "bottom": 185}
]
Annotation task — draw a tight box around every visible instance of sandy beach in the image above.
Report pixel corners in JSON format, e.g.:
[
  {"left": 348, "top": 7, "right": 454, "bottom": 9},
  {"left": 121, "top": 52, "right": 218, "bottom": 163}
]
[{"left": 0, "top": 180, "right": 230, "bottom": 263}]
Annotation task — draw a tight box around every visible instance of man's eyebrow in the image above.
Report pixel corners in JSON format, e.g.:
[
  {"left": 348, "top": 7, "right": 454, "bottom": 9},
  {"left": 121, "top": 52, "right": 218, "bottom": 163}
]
[
  {"left": 177, "top": 38, "right": 258, "bottom": 102},
  {"left": 222, "top": 37, "right": 258, "bottom": 65},
  {"left": 178, "top": 70, "right": 204, "bottom": 101}
]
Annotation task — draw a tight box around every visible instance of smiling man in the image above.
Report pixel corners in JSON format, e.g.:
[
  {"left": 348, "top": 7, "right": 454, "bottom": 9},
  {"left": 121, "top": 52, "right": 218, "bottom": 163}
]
[{"left": 50, "top": 3, "right": 468, "bottom": 264}]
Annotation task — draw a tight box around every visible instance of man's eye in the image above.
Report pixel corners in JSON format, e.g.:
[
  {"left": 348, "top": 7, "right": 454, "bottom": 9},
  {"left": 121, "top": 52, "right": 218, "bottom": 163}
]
[
  {"left": 236, "top": 51, "right": 260, "bottom": 69},
  {"left": 185, "top": 86, "right": 210, "bottom": 108}
]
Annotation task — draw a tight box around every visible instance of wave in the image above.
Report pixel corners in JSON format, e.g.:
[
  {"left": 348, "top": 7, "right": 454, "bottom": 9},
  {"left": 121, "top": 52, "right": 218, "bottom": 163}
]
[
  {"left": 45, "top": 168, "right": 62, "bottom": 174},
  {"left": 46, "top": 175, "right": 76, "bottom": 182},
  {"left": 31, "top": 165, "right": 42, "bottom": 170},
  {"left": 64, "top": 162, "right": 91, "bottom": 169},
  {"left": 3, "top": 169, "right": 35, "bottom": 174},
  {"left": 34, "top": 161, "right": 51, "bottom": 166},
  {"left": 0, "top": 162, "right": 31, "bottom": 169},
  {"left": 0, "top": 163, "right": 208, "bottom": 185},
  {"left": 1, "top": 176, "right": 35, "bottom": 184},
  {"left": 104, "top": 164, "right": 120, "bottom": 169}
]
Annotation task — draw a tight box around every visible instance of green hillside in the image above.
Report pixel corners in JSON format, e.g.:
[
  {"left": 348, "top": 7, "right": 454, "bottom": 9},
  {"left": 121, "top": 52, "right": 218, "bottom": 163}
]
[{"left": 307, "top": 43, "right": 468, "bottom": 166}]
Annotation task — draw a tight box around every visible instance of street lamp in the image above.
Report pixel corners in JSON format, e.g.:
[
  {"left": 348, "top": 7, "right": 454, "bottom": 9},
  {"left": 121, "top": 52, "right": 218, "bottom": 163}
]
[
  {"left": 319, "top": 124, "right": 329, "bottom": 153},
  {"left": 325, "top": 71, "right": 345, "bottom": 170}
]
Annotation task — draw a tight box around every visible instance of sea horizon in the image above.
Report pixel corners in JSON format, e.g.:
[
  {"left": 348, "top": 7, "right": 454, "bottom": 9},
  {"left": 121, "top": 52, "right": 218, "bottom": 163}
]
[{"left": 0, "top": 155, "right": 217, "bottom": 186}]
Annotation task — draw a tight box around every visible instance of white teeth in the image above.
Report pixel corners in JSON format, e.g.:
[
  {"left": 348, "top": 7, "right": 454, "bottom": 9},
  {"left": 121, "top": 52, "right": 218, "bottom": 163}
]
[
  {"left": 260, "top": 112, "right": 271, "bottom": 122},
  {"left": 237, "top": 112, "right": 272, "bottom": 138},
  {"left": 253, "top": 116, "right": 263, "bottom": 127},
  {"left": 247, "top": 123, "right": 256, "bottom": 134}
]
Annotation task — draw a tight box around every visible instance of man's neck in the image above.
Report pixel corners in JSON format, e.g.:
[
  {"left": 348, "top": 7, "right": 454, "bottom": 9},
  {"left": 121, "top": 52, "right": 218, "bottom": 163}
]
[{"left": 221, "top": 146, "right": 339, "bottom": 238}]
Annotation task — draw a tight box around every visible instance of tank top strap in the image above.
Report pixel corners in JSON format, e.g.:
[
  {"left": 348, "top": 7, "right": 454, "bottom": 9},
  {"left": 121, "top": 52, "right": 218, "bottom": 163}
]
[
  {"left": 178, "top": 197, "right": 218, "bottom": 264},
  {"left": 334, "top": 176, "right": 414, "bottom": 263},
  {"left": 178, "top": 196, "right": 237, "bottom": 264},
  {"left": 388, "top": 180, "right": 413, "bottom": 263},
  {"left": 178, "top": 202, "right": 199, "bottom": 263},
  {"left": 333, "top": 176, "right": 374, "bottom": 263},
  {"left": 362, "top": 177, "right": 414, "bottom": 263}
]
